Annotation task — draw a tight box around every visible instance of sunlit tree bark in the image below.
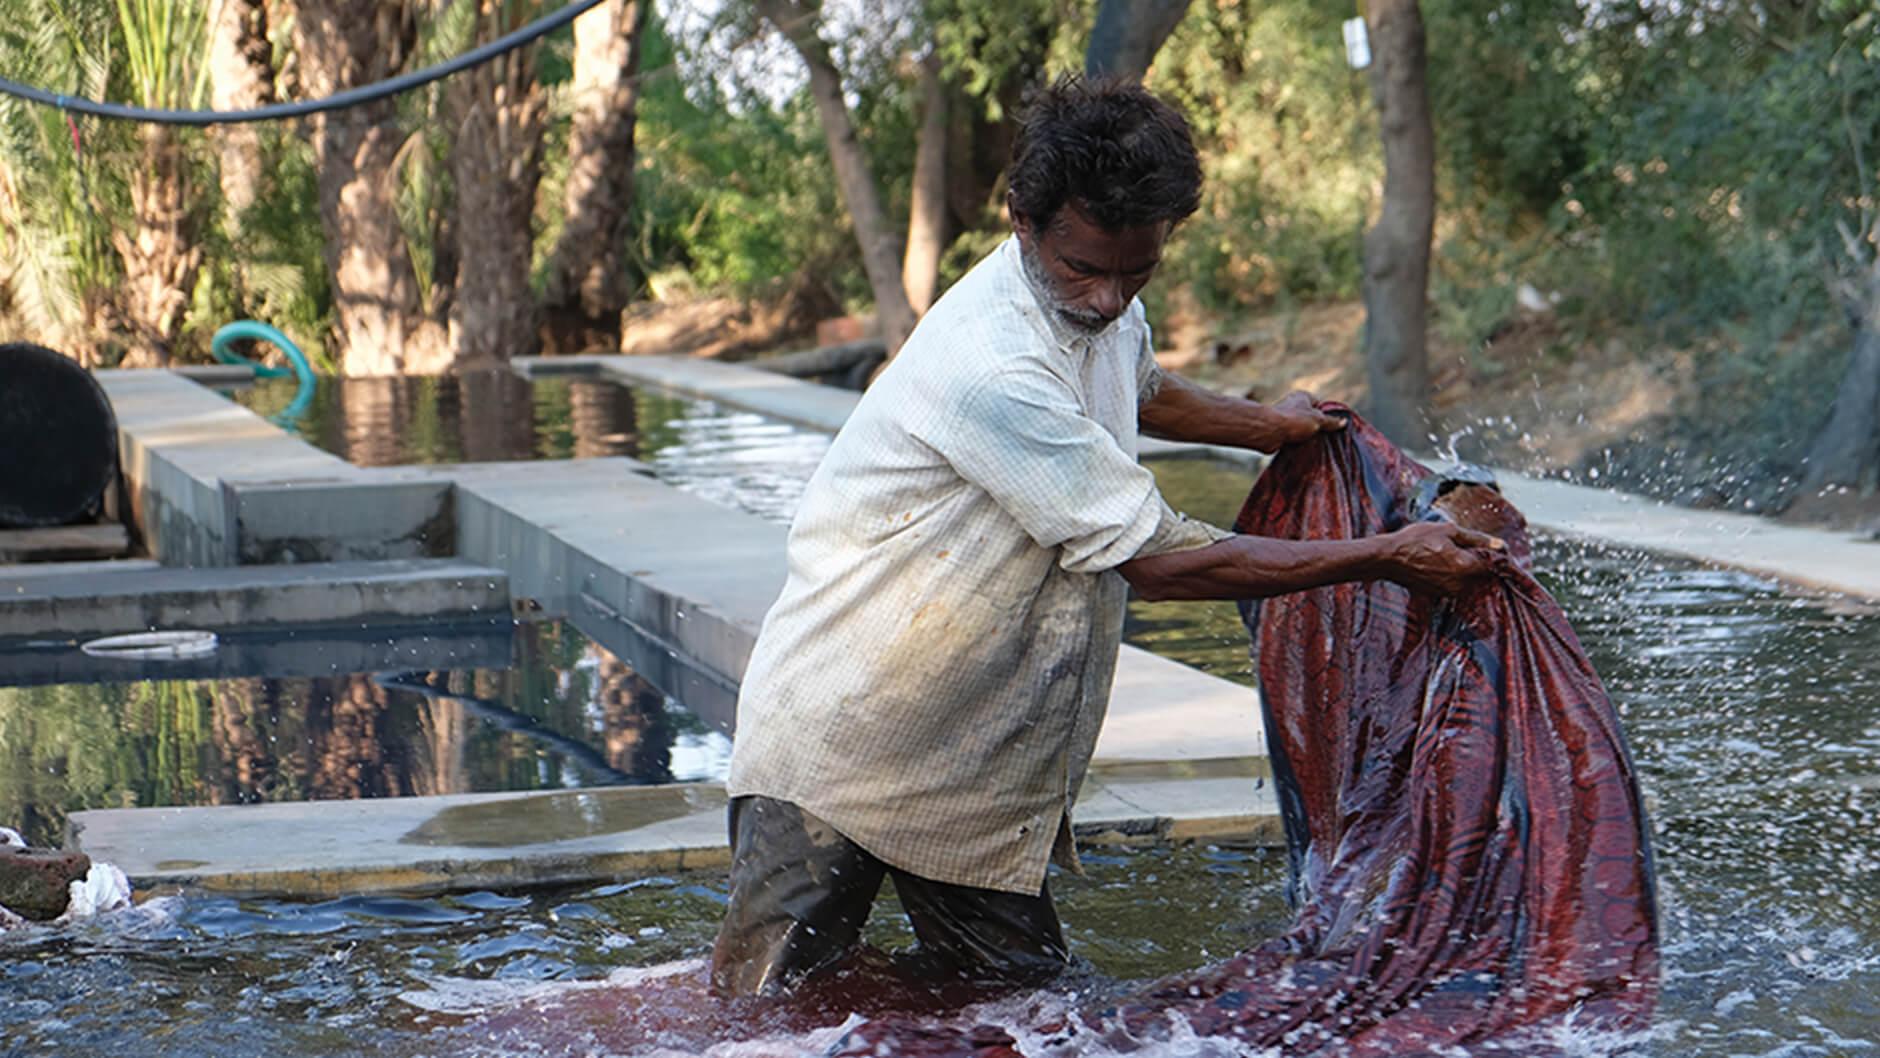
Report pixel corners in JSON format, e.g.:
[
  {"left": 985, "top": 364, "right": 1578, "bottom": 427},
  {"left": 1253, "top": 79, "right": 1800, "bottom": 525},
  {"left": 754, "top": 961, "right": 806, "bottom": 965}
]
[
  {"left": 1360, "top": 0, "right": 1435, "bottom": 446},
  {"left": 208, "top": 0, "right": 273, "bottom": 225},
  {"left": 293, "top": 0, "right": 444, "bottom": 375},
  {"left": 902, "top": 49, "right": 946, "bottom": 315},
  {"left": 112, "top": 125, "right": 202, "bottom": 366},
  {"left": 444, "top": 0, "right": 548, "bottom": 368},
  {"left": 544, "top": 0, "right": 650, "bottom": 325}
]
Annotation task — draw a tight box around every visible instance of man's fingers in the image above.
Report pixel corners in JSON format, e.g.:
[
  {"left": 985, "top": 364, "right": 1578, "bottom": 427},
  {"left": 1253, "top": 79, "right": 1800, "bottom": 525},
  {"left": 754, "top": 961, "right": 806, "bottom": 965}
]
[
  {"left": 1452, "top": 527, "right": 1505, "bottom": 552},
  {"left": 1318, "top": 411, "right": 1347, "bottom": 431}
]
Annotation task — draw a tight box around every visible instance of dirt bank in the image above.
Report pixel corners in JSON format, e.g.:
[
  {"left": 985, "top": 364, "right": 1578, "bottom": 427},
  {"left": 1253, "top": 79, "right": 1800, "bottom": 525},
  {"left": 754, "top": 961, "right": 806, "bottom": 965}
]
[{"left": 1157, "top": 301, "right": 1879, "bottom": 537}]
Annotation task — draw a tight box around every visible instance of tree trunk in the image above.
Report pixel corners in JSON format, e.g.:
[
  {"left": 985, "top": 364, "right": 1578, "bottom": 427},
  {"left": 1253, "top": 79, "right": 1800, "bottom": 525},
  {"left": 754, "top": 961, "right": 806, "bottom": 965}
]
[
  {"left": 294, "top": 0, "right": 443, "bottom": 376},
  {"left": 1800, "top": 293, "right": 1880, "bottom": 496},
  {"left": 1084, "top": 0, "right": 1193, "bottom": 80},
  {"left": 111, "top": 125, "right": 202, "bottom": 367},
  {"left": 208, "top": 0, "right": 273, "bottom": 227},
  {"left": 1359, "top": 0, "right": 1435, "bottom": 447},
  {"left": 902, "top": 50, "right": 947, "bottom": 315},
  {"left": 543, "top": 0, "right": 649, "bottom": 325},
  {"left": 756, "top": 0, "right": 918, "bottom": 355},
  {"left": 445, "top": 0, "right": 548, "bottom": 370}
]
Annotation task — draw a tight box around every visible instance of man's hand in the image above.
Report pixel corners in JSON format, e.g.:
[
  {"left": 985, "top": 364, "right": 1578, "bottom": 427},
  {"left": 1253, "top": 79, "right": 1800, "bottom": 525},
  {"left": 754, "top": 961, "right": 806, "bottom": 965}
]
[
  {"left": 1266, "top": 390, "right": 1346, "bottom": 448},
  {"left": 1379, "top": 521, "right": 1503, "bottom": 596}
]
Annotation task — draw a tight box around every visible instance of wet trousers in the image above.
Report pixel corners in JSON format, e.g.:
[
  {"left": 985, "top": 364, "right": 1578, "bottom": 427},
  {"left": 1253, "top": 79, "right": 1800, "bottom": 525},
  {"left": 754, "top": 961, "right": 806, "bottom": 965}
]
[{"left": 709, "top": 795, "right": 1070, "bottom": 997}]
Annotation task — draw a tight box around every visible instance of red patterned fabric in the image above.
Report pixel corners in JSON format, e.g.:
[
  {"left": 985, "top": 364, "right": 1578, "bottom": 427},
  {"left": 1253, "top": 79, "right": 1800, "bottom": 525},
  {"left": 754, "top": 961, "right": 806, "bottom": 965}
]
[{"left": 833, "top": 407, "right": 1658, "bottom": 1056}]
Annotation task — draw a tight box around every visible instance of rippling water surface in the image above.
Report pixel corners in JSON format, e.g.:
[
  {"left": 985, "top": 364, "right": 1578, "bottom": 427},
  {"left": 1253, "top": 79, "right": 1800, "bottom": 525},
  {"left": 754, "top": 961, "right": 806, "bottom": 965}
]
[{"left": 13, "top": 390, "right": 1877, "bottom": 1055}]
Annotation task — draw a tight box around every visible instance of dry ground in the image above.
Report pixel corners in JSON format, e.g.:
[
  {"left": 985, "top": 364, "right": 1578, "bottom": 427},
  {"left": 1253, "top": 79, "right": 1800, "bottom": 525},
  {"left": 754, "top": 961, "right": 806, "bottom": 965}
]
[
  {"left": 1158, "top": 299, "right": 1880, "bottom": 535},
  {"left": 1158, "top": 301, "right": 1690, "bottom": 479}
]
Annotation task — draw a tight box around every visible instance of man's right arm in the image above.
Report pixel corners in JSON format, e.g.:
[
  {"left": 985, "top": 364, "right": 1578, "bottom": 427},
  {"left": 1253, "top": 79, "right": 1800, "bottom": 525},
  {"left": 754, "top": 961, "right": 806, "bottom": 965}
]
[{"left": 1116, "top": 521, "right": 1502, "bottom": 602}]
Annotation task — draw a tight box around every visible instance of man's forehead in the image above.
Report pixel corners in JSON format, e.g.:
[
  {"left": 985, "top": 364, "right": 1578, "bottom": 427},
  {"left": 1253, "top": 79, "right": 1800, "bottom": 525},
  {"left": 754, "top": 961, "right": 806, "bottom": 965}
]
[{"left": 1043, "top": 207, "right": 1167, "bottom": 262}]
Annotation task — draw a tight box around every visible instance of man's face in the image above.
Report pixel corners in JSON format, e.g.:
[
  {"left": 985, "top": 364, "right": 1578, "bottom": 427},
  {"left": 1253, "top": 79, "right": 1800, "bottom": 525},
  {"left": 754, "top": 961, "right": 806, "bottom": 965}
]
[{"left": 1013, "top": 201, "right": 1168, "bottom": 335}]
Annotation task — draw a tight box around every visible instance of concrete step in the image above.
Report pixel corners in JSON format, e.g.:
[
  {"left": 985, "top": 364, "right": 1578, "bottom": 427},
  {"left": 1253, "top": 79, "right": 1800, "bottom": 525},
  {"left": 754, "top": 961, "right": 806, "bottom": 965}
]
[{"left": 0, "top": 557, "right": 510, "bottom": 639}]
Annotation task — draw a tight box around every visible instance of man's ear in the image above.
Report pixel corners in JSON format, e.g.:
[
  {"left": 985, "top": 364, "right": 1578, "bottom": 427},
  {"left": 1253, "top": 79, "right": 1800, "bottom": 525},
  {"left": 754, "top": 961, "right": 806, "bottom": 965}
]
[{"left": 1007, "top": 191, "right": 1031, "bottom": 240}]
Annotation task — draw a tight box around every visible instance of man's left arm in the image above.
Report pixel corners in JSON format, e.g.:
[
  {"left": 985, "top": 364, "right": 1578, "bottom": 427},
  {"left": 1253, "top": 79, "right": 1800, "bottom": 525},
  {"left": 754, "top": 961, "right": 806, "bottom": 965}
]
[{"left": 1139, "top": 369, "right": 1344, "bottom": 453}]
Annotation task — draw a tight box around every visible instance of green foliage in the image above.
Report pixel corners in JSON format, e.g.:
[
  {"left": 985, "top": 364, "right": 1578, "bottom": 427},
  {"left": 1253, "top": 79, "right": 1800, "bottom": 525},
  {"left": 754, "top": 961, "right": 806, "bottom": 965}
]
[
  {"left": 112, "top": 0, "right": 215, "bottom": 109},
  {"left": 629, "top": 14, "right": 865, "bottom": 302},
  {"left": 177, "top": 126, "right": 333, "bottom": 370},
  {"left": 1145, "top": 1, "right": 1375, "bottom": 323},
  {"left": 928, "top": 0, "right": 1067, "bottom": 121},
  {"left": 1425, "top": 0, "right": 1600, "bottom": 216},
  {"left": 0, "top": 0, "right": 127, "bottom": 343}
]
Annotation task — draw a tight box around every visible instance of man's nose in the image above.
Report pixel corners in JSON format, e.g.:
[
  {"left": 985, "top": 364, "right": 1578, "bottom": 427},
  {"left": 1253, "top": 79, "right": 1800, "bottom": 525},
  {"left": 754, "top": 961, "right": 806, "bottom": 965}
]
[{"left": 1090, "top": 278, "right": 1125, "bottom": 319}]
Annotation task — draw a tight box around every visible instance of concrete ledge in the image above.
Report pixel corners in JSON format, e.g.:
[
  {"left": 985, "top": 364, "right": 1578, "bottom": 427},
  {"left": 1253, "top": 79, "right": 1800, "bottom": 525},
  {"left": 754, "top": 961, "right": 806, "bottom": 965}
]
[
  {"left": 1497, "top": 473, "right": 1880, "bottom": 601},
  {"left": 70, "top": 785, "right": 734, "bottom": 899},
  {"left": 594, "top": 355, "right": 862, "bottom": 434},
  {"left": 100, "top": 370, "right": 360, "bottom": 565},
  {"left": 231, "top": 479, "right": 456, "bottom": 564},
  {"left": 0, "top": 558, "right": 510, "bottom": 639},
  {"left": 71, "top": 770, "right": 1282, "bottom": 899},
  {"left": 451, "top": 458, "right": 785, "bottom": 734}
]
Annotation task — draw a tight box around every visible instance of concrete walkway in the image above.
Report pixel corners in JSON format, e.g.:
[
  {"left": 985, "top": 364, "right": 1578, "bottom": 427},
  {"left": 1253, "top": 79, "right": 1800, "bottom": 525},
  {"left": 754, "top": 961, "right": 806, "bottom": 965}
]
[
  {"left": 1495, "top": 473, "right": 1880, "bottom": 600},
  {"left": 585, "top": 354, "right": 1880, "bottom": 600},
  {"left": 56, "top": 361, "right": 1269, "bottom": 897},
  {"left": 49, "top": 357, "right": 1879, "bottom": 899}
]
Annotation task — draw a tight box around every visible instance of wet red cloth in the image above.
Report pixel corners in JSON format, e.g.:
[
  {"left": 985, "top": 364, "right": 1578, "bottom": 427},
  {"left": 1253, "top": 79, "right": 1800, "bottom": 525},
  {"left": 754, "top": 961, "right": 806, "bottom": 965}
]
[{"left": 833, "top": 408, "right": 1659, "bottom": 1056}]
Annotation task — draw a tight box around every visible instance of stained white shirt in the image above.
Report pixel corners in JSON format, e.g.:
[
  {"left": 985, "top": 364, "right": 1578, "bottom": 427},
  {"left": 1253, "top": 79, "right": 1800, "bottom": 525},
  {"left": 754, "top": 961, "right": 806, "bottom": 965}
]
[{"left": 726, "top": 236, "right": 1227, "bottom": 894}]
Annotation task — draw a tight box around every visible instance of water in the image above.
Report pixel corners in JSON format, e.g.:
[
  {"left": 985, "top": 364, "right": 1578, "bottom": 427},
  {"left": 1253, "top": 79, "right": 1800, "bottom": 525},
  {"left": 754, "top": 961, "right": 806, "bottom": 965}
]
[
  {"left": 225, "top": 372, "right": 830, "bottom": 525},
  {"left": 9, "top": 538, "right": 1875, "bottom": 1054},
  {"left": 8, "top": 416, "right": 1878, "bottom": 1053},
  {"left": 0, "top": 621, "right": 732, "bottom": 851},
  {"left": 1124, "top": 453, "right": 1880, "bottom": 1055}
]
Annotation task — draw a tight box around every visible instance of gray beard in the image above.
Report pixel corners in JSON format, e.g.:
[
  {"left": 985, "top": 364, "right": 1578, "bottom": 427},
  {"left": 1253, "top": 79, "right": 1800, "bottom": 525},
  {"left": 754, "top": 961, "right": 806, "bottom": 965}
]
[{"left": 1019, "top": 243, "right": 1114, "bottom": 335}]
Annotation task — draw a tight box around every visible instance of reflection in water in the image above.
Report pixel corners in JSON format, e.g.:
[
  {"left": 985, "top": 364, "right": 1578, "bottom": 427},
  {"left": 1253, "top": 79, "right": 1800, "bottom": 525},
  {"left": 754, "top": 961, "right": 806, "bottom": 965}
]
[
  {"left": 309, "top": 674, "right": 400, "bottom": 800},
  {"left": 597, "top": 656, "right": 673, "bottom": 785},
  {"left": 566, "top": 377, "right": 639, "bottom": 460},
  {"left": 0, "top": 623, "right": 725, "bottom": 849},
  {"left": 227, "top": 373, "right": 829, "bottom": 524}
]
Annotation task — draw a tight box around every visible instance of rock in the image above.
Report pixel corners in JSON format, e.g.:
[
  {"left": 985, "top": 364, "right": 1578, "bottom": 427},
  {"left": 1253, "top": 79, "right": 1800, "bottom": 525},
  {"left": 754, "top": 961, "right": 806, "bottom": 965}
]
[{"left": 0, "top": 845, "right": 92, "bottom": 921}]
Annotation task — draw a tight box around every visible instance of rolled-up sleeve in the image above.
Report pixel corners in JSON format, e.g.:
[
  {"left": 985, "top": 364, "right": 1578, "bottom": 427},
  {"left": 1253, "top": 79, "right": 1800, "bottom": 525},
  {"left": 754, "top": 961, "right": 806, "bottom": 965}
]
[
  {"left": 1138, "top": 494, "right": 1232, "bottom": 557},
  {"left": 928, "top": 366, "right": 1233, "bottom": 578},
  {"left": 933, "top": 366, "right": 1174, "bottom": 572}
]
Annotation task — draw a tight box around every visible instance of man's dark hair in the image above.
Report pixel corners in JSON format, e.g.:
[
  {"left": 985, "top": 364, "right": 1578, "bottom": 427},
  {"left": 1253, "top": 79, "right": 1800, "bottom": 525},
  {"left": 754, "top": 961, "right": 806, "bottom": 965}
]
[{"left": 1008, "top": 75, "right": 1202, "bottom": 233}]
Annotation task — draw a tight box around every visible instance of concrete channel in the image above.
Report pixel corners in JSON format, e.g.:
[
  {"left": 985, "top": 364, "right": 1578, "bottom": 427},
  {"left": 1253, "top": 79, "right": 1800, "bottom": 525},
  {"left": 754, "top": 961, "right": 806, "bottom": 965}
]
[{"left": 5, "top": 357, "right": 1876, "bottom": 899}]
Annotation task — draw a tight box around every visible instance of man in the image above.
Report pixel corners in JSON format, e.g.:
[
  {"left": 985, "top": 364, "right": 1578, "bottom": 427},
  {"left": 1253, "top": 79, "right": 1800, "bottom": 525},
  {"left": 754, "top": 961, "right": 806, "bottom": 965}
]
[{"left": 711, "top": 75, "right": 1497, "bottom": 998}]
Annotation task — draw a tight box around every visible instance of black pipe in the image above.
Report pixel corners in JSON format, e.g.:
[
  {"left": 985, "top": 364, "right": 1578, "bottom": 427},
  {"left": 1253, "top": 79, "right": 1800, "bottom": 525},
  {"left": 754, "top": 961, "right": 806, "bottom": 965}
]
[{"left": 0, "top": 0, "right": 605, "bottom": 127}]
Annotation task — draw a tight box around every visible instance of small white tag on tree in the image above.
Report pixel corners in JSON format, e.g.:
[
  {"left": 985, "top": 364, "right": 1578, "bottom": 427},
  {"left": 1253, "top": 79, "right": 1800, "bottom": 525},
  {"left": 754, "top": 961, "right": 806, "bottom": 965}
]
[{"left": 1343, "top": 17, "right": 1372, "bottom": 69}]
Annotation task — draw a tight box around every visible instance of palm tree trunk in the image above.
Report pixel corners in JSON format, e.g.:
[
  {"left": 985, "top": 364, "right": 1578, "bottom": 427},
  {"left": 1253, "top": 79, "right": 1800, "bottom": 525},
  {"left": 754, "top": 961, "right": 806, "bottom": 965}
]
[
  {"left": 543, "top": 0, "right": 650, "bottom": 324},
  {"left": 294, "top": 0, "right": 443, "bottom": 375},
  {"left": 208, "top": 0, "right": 273, "bottom": 226},
  {"left": 444, "top": 0, "right": 548, "bottom": 369},
  {"left": 111, "top": 125, "right": 202, "bottom": 367}
]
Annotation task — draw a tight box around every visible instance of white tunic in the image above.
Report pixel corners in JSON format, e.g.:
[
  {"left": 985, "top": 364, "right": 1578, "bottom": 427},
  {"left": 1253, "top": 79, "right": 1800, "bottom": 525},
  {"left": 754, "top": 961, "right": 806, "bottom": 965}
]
[{"left": 726, "top": 236, "right": 1226, "bottom": 894}]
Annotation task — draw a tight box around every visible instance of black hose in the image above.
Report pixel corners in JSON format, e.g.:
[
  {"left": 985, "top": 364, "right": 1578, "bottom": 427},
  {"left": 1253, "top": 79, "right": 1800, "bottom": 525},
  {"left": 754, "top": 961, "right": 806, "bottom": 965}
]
[{"left": 0, "top": 0, "right": 606, "bottom": 127}]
